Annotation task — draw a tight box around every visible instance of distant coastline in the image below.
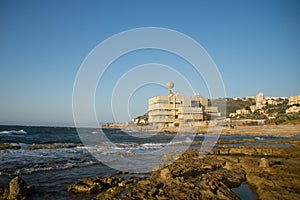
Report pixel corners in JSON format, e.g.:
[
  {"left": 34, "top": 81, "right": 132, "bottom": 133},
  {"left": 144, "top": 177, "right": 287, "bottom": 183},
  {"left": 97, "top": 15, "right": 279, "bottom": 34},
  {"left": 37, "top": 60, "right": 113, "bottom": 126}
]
[{"left": 100, "top": 123, "right": 300, "bottom": 137}]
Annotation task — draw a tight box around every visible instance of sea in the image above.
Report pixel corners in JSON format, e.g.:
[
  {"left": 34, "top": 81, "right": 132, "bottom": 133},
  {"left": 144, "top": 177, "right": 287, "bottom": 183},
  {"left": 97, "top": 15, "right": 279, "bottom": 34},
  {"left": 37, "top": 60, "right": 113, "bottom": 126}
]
[{"left": 0, "top": 125, "right": 291, "bottom": 199}]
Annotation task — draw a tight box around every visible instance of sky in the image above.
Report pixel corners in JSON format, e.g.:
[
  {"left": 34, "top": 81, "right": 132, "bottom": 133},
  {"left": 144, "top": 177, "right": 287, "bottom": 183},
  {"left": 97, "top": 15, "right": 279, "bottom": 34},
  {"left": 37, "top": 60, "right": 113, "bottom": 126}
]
[{"left": 0, "top": 0, "right": 299, "bottom": 126}]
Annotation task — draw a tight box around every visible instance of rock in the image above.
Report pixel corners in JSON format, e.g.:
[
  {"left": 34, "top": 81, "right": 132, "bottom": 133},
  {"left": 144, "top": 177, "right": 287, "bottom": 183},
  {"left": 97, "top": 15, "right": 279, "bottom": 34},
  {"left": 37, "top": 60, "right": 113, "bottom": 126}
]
[
  {"left": 259, "top": 158, "right": 269, "bottom": 168},
  {"left": 200, "top": 175, "right": 239, "bottom": 200},
  {"left": 67, "top": 182, "right": 99, "bottom": 194},
  {"left": 229, "top": 146, "right": 258, "bottom": 156},
  {"left": 0, "top": 143, "right": 21, "bottom": 150},
  {"left": 0, "top": 187, "right": 9, "bottom": 199},
  {"left": 8, "top": 176, "right": 27, "bottom": 200},
  {"left": 160, "top": 168, "right": 173, "bottom": 182},
  {"left": 67, "top": 176, "right": 125, "bottom": 194},
  {"left": 137, "top": 179, "right": 151, "bottom": 187},
  {"left": 26, "top": 143, "right": 78, "bottom": 150},
  {"left": 95, "top": 186, "right": 123, "bottom": 200},
  {"left": 209, "top": 145, "right": 294, "bottom": 157},
  {"left": 0, "top": 176, "right": 33, "bottom": 200}
]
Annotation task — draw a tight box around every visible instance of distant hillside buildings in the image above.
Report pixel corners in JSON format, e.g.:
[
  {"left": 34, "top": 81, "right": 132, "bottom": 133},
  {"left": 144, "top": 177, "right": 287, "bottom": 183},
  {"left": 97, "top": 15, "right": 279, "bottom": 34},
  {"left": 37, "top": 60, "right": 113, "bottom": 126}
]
[
  {"left": 148, "top": 82, "right": 220, "bottom": 129},
  {"left": 230, "top": 92, "right": 300, "bottom": 118},
  {"left": 131, "top": 88, "right": 300, "bottom": 128}
]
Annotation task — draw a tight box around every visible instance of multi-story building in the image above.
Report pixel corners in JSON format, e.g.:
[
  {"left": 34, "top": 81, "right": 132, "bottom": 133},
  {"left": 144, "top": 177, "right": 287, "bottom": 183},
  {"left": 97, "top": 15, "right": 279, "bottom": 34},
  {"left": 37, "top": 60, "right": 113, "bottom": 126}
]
[
  {"left": 256, "top": 92, "right": 265, "bottom": 108},
  {"left": 289, "top": 95, "right": 300, "bottom": 105},
  {"left": 250, "top": 92, "right": 266, "bottom": 112},
  {"left": 286, "top": 106, "right": 300, "bottom": 114},
  {"left": 148, "top": 82, "right": 220, "bottom": 129},
  {"left": 229, "top": 108, "right": 250, "bottom": 118}
]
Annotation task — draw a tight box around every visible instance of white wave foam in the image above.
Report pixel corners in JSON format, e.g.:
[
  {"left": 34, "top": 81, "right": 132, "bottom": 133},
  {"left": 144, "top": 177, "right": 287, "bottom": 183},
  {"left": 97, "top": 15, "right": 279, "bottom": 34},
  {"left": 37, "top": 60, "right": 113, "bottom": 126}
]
[
  {"left": 254, "top": 137, "right": 264, "bottom": 140},
  {"left": 0, "top": 129, "right": 27, "bottom": 135},
  {"left": 91, "top": 131, "right": 99, "bottom": 134},
  {"left": 141, "top": 143, "right": 166, "bottom": 147}
]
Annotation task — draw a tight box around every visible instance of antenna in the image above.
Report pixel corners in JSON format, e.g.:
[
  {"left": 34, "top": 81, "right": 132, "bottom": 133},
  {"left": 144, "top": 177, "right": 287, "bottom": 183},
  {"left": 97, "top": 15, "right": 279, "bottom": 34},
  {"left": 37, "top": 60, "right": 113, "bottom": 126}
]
[{"left": 166, "top": 81, "right": 174, "bottom": 95}]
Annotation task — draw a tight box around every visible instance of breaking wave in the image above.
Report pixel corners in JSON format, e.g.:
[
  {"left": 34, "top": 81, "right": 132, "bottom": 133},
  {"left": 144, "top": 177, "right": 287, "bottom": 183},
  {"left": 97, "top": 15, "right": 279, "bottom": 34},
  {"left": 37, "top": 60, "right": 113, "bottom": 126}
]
[{"left": 0, "top": 129, "right": 27, "bottom": 135}]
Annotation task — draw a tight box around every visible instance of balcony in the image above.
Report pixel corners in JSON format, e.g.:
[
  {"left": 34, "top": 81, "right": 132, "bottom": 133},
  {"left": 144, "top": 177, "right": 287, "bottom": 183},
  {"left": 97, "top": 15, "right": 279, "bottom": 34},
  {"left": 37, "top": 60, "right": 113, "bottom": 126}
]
[{"left": 149, "top": 111, "right": 172, "bottom": 116}]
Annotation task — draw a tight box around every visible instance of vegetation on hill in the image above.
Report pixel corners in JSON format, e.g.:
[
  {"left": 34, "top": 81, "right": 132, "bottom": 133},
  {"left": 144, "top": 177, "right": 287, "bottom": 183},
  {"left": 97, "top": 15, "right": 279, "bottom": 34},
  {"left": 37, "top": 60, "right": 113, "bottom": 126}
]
[
  {"left": 210, "top": 98, "right": 254, "bottom": 117},
  {"left": 133, "top": 112, "right": 149, "bottom": 126}
]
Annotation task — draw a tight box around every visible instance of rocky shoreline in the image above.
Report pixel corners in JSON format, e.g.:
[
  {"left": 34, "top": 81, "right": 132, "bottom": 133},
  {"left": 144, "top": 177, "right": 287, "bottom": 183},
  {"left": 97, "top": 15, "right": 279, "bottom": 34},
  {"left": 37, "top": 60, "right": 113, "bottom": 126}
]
[
  {"left": 65, "top": 138, "right": 300, "bottom": 200},
  {"left": 1, "top": 140, "right": 299, "bottom": 199},
  {"left": 1, "top": 127, "right": 300, "bottom": 199}
]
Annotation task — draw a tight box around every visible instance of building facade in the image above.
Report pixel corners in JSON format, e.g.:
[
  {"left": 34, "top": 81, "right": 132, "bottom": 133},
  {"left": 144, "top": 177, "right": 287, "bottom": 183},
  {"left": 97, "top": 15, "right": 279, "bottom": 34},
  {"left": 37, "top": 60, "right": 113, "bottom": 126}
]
[
  {"left": 250, "top": 92, "right": 266, "bottom": 112},
  {"left": 286, "top": 106, "right": 300, "bottom": 114},
  {"left": 289, "top": 95, "right": 300, "bottom": 105}
]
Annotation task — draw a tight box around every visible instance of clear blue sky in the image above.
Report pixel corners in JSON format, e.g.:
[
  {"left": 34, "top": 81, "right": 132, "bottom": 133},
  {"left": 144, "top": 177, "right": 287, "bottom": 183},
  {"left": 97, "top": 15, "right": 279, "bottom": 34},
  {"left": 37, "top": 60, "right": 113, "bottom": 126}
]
[{"left": 0, "top": 0, "right": 299, "bottom": 126}]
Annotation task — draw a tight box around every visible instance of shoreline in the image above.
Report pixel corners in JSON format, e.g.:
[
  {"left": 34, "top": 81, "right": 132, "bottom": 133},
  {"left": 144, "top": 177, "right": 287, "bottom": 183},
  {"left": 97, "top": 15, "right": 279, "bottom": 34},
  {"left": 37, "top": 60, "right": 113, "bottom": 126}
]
[
  {"left": 220, "top": 124, "right": 300, "bottom": 137},
  {"left": 101, "top": 124, "right": 300, "bottom": 137}
]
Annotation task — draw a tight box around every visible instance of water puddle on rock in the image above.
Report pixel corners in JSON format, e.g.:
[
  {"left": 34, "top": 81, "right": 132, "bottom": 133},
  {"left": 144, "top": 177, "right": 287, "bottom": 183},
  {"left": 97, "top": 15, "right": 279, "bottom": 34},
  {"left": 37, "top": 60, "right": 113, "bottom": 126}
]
[{"left": 231, "top": 183, "right": 257, "bottom": 200}]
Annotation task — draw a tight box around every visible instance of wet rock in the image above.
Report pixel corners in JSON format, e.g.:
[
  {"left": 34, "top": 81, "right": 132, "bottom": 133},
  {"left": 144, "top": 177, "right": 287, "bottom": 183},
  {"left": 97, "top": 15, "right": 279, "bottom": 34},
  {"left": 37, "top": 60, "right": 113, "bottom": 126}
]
[
  {"left": 269, "top": 160, "right": 283, "bottom": 167},
  {"left": 218, "top": 169, "right": 246, "bottom": 188},
  {"left": 9, "top": 176, "right": 25, "bottom": 199},
  {"left": 0, "top": 176, "right": 34, "bottom": 200},
  {"left": 0, "top": 186, "right": 9, "bottom": 200},
  {"left": 26, "top": 143, "right": 78, "bottom": 150},
  {"left": 200, "top": 175, "right": 239, "bottom": 200},
  {"left": 0, "top": 143, "right": 21, "bottom": 150},
  {"left": 7, "top": 176, "right": 33, "bottom": 200}
]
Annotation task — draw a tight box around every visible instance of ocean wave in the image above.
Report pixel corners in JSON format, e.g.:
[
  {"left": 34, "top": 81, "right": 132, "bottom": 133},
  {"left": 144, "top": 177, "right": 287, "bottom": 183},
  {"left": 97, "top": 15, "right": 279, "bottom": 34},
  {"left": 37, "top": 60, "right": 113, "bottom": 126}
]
[
  {"left": 0, "top": 146, "right": 97, "bottom": 176},
  {"left": 92, "top": 141, "right": 191, "bottom": 152},
  {"left": 0, "top": 129, "right": 27, "bottom": 135},
  {"left": 0, "top": 159, "right": 98, "bottom": 176},
  {"left": 140, "top": 139, "right": 193, "bottom": 148}
]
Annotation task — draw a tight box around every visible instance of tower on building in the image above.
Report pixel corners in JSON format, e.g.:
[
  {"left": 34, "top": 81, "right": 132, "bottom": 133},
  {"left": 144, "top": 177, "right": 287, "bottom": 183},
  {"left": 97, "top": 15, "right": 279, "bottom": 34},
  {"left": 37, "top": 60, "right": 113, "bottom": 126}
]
[{"left": 166, "top": 81, "right": 174, "bottom": 96}]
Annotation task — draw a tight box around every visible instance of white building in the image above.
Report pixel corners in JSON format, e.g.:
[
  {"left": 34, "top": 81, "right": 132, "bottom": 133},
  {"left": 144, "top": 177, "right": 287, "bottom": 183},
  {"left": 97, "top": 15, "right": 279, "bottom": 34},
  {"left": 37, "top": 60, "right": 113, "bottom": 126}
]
[
  {"left": 148, "top": 82, "right": 220, "bottom": 129},
  {"left": 286, "top": 106, "right": 300, "bottom": 114},
  {"left": 256, "top": 92, "right": 265, "bottom": 109},
  {"left": 289, "top": 95, "right": 300, "bottom": 105},
  {"left": 250, "top": 92, "right": 266, "bottom": 112}
]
